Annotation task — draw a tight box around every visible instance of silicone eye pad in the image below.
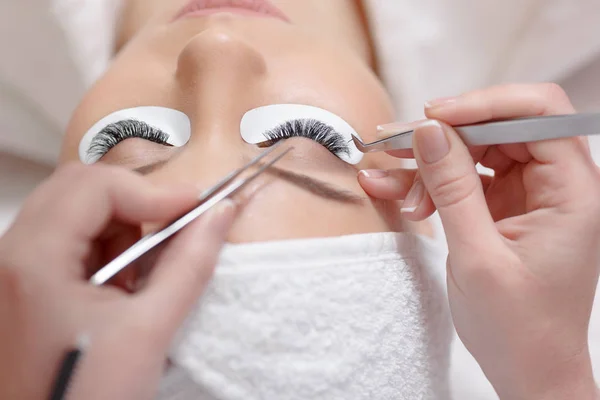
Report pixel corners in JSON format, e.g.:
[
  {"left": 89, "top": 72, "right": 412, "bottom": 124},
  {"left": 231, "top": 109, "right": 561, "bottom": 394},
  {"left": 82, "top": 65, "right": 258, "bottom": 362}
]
[
  {"left": 240, "top": 104, "right": 364, "bottom": 164},
  {"left": 78, "top": 107, "right": 191, "bottom": 164}
]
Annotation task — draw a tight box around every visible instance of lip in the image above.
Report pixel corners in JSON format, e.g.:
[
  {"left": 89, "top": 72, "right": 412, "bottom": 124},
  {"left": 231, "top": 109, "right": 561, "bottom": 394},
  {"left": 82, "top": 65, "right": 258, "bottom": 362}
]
[{"left": 174, "top": 0, "right": 290, "bottom": 23}]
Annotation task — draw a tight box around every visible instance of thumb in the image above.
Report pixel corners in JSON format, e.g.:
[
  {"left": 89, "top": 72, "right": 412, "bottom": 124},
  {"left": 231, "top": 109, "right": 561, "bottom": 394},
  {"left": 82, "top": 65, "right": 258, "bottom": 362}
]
[
  {"left": 138, "top": 199, "right": 237, "bottom": 330},
  {"left": 413, "top": 120, "right": 499, "bottom": 252}
]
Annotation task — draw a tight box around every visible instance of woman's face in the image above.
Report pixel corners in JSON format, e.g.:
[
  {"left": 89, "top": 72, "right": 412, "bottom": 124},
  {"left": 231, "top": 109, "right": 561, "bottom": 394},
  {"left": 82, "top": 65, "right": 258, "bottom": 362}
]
[{"left": 61, "top": 0, "right": 408, "bottom": 242}]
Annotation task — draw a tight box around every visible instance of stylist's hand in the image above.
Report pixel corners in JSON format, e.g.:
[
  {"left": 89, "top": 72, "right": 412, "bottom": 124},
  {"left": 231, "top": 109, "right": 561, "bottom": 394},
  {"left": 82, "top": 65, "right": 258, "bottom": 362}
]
[
  {"left": 359, "top": 83, "right": 600, "bottom": 400},
  {"left": 0, "top": 164, "right": 236, "bottom": 400}
]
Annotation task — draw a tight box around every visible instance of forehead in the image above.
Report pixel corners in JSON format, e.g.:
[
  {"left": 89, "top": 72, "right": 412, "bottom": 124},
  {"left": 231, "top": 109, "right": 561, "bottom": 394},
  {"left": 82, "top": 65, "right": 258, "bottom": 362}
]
[{"left": 62, "top": 20, "right": 394, "bottom": 162}]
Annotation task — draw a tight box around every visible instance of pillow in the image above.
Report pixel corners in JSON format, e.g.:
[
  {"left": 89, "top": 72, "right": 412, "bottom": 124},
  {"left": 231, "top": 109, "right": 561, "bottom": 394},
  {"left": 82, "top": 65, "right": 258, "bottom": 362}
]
[{"left": 0, "top": 0, "right": 121, "bottom": 165}]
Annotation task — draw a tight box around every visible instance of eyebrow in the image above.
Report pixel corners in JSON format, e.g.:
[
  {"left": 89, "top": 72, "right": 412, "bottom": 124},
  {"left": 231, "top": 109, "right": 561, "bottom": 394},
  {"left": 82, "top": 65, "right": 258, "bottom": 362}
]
[
  {"left": 267, "top": 166, "right": 363, "bottom": 204},
  {"left": 133, "top": 160, "right": 169, "bottom": 175},
  {"left": 133, "top": 161, "right": 364, "bottom": 205}
]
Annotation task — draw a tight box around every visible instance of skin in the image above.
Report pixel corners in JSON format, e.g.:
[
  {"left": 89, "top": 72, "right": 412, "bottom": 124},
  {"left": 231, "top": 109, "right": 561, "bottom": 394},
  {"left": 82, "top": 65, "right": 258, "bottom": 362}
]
[{"left": 60, "top": 0, "right": 427, "bottom": 242}]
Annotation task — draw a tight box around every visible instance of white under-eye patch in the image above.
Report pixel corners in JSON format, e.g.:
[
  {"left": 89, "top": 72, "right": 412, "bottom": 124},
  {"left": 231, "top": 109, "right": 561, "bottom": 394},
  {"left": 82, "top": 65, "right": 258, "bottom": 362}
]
[
  {"left": 78, "top": 107, "right": 191, "bottom": 164},
  {"left": 240, "top": 104, "right": 364, "bottom": 164}
]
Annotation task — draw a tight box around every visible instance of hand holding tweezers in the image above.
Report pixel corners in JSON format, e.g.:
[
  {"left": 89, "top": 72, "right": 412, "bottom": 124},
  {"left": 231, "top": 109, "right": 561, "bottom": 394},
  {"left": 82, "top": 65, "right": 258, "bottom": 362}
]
[
  {"left": 352, "top": 113, "right": 600, "bottom": 152},
  {"left": 89, "top": 142, "right": 292, "bottom": 286}
]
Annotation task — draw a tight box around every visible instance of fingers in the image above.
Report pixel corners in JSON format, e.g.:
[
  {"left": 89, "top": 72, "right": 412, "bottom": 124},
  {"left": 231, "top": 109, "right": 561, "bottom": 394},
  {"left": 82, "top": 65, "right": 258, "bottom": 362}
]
[
  {"left": 424, "top": 83, "right": 600, "bottom": 202},
  {"left": 479, "top": 145, "right": 520, "bottom": 175},
  {"left": 424, "top": 83, "right": 593, "bottom": 167},
  {"left": 357, "top": 166, "right": 493, "bottom": 222},
  {"left": 400, "top": 174, "right": 496, "bottom": 222},
  {"left": 411, "top": 120, "right": 501, "bottom": 251},
  {"left": 425, "top": 83, "right": 576, "bottom": 124},
  {"left": 358, "top": 169, "right": 437, "bottom": 220},
  {"left": 386, "top": 83, "right": 578, "bottom": 165},
  {"left": 20, "top": 163, "right": 198, "bottom": 242},
  {"left": 398, "top": 176, "right": 436, "bottom": 221},
  {"left": 5, "top": 163, "right": 199, "bottom": 276},
  {"left": 138, "top": 199, "right": 237, "bottom": 331}
]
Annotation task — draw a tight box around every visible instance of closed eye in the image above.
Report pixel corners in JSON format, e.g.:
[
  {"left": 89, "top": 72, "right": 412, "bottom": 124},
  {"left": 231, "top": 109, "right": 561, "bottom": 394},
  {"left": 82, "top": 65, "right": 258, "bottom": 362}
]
[
  {"left": 87, "top": 119, "right": 171, "bottom": 161},
  {"left": 259, "top": 119, "right": 351, "bottom": 159}
]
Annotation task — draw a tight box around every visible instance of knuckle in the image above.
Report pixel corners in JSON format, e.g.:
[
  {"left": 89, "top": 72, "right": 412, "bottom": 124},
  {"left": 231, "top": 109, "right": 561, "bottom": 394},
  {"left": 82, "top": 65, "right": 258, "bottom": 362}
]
[{"left": 429, "top": 171, "right": 480, "bottom": 209}]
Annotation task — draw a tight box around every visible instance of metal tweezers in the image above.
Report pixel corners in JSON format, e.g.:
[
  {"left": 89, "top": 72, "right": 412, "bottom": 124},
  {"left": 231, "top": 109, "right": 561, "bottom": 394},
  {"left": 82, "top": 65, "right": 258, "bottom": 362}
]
[
  {"left": 352, "top": 113, "right": 600, "bottom": 152},
  {"left": 89, "top": 142, "right": 292, "bottom": 286}
]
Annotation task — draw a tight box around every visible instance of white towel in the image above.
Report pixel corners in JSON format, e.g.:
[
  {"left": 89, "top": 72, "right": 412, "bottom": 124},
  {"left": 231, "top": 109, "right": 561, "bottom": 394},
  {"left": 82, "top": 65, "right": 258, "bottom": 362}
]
[{"left": 158, "top": 233, "right": 453, "bottom": 399}]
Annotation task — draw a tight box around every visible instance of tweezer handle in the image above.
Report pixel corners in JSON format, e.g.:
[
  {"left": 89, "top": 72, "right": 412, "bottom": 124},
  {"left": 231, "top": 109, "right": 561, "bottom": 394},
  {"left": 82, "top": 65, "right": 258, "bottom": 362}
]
[
  {"left": 370, "top": 113, "right": 600, "bottom": 152},
  {"left": 455, "top": 114, "right": 600, "bottom": 146}
]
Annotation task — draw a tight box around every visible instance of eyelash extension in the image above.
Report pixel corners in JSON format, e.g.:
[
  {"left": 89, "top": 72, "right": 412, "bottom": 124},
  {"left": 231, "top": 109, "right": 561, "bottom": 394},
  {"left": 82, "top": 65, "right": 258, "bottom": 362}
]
[
  {"left": 87, "top": 119, "right": 171, "bottom": 160},
  {"left": 262, "top": 119, "right": 350, "bottom": 158}
]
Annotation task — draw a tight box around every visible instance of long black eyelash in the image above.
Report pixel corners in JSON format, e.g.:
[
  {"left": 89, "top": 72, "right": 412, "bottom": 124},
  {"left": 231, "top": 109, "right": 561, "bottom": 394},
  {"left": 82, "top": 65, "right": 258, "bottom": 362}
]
[
  {"left": 87, "top": 119, "right": 171, "bottom": 160},
  {"left": 262, "top": 119, "right": 350, "bottom": 157}
]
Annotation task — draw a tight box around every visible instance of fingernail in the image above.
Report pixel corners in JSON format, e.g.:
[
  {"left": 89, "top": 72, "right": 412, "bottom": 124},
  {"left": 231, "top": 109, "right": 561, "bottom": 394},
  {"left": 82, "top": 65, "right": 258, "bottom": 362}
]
[
  {"left": 401, "top": 180, "right": 425, "bottom": 214},
  {"left": 414, "top": 120, "right": 450, "bottom": 164},
  {"left": 425, "top": 96, "right": 457, "bottom": 109},
  {"left": 359, "top": 169, "right": 389, "bottom": 179}
]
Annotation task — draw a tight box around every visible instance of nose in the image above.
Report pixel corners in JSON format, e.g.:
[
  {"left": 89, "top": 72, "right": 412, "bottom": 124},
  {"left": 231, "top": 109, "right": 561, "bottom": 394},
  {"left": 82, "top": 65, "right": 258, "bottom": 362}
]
[
  {"left": 176, "top": 25, "right": 267, "bottom": 133},
  {"left": 166, "top": 24, "right": 268, "bottom": 189}
]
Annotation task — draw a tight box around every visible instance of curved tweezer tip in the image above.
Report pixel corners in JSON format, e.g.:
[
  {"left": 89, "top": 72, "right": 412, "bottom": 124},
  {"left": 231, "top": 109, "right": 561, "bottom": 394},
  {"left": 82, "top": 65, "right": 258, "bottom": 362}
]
[
  {"left": 351, "top": 134, "right": 367, "bottom": 152},
  {"left": 351, "top": 131, "right": 414, "bottom": 153}
]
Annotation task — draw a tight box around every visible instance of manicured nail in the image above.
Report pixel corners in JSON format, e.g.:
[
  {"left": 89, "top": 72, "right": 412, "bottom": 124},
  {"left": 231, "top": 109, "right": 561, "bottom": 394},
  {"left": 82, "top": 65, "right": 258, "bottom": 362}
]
[
  {"left": 425, "top": 96, "right": 457, "bottom": 109},
  {"left": 401, "top": 180, "right": 425, "bottom": 214},
  {"left": 359, "top": 169, "right": 389, "bottom": 179},
  {"left": 414, "top": 120, "right": 450, "bottom": 164}
]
